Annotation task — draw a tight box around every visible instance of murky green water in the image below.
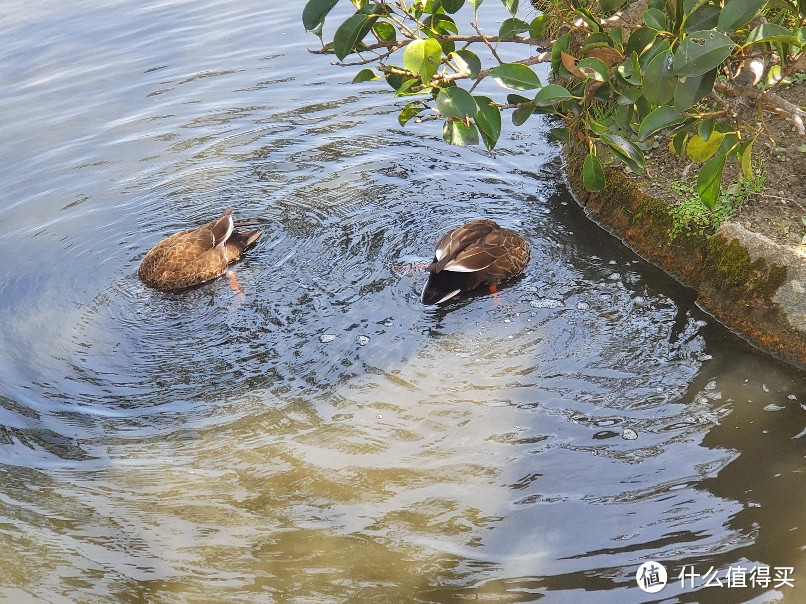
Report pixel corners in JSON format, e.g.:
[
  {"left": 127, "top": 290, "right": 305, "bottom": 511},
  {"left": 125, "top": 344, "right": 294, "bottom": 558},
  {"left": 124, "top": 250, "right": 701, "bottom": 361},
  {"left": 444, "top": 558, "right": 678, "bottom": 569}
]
[{"left": 0, "top": 2, "right": 804, "bottom": 602}]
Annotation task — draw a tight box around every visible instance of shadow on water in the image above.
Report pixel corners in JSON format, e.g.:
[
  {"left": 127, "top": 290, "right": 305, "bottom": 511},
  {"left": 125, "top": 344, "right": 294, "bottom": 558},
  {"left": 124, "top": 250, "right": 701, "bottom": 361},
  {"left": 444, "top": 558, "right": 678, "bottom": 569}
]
[{"left": 0, "top": 1, "right": 804, "bottom": 602}]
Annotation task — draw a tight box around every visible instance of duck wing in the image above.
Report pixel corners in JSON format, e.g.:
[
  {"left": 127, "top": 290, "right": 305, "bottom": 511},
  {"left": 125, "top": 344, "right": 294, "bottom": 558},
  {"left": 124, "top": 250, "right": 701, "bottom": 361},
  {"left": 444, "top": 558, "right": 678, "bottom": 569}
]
[{"left": 431, "top": 219, "right": 499, "bottom": 272}]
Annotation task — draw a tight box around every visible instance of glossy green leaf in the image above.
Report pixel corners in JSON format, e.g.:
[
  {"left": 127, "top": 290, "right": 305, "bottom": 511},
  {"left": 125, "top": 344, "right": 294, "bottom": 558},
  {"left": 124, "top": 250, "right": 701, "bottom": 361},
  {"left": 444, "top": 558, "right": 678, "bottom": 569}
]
[
  {"left": 549, "top": 127, "right": 570, "bottom": 142},
  {"left": 582, "top": 153, "right": 606, "bottom": 192},
  {"left": 697, "top": 116, "right": 715, "bottom": 141},
  {"left": 439, "top": 0, "right": 465, "bottom": 13},
  {"left": 697, "top": 153, "right": 726, "bottom": 209},
  {"left": 474, "top": 95, "right": 501, "bottom": 151},
  {"left": 551, "top": 33, "right": 572, "bottom": 77},
  {"left": 534, "top": 84, "right": 574, "bottom": 106},
  {"left": 302, "top": 0, "right": 339, "bottom": 33},
  {"left": 617, "top": 52, "right": 641, "bottom": 85},
  {"left": 643, "top": 49, "right": 676, "bottom": 106},
  {"left": 638, "top": 106, "right": 685, "bottom": 140},
  {"left": 404, "top": 38, "right": 443, "bottom": 85},
  {"left": 490, "top": 63, "right": 542, "bottom": 90},
  {"left": 576, "top": 57, "right": 610, "bottom": 82},
  {"left": 625, "top": 27, "right": 657, "bottom": 57},
  {"left": 600, "top": 133, "right": 645, "bottom": 172},
  {"left": 639, "top": 38, "right": 670, "bottom": 71},
  {"left": 601, "top": 0, "right": 628, "bottom": 10},
  {"left": 443, "top": 120, "right": 479, "bottom": 146},
  {"left": 425, "top": 14, "right": 459, "bottom": 36},
  {"left": 746, "top": 23, "right": 802, "bottom": 47},
  {"left": 468, "top": 0, "right": 484, "bottom": 9},
  {"left": 398, "top": 101, "right": 426, "bottom": 126},
  {"left": 673, "top": 30, "right": 734, "bottom": 77},
  {"left": 333, "top": 9, "right": 381, "bottom": 61},
  {"left": 374, "top": 21, "right": 396, "bottom": 42},
  {"left": 673, "top": 68, "right": 716, "bottom": 112},
  {"left": 453, "top": 49, "right": 481, "bottom": 79},
  {"left": 643, "top": 8, "right": 666, "bottom": 31},
  {"left": 512, "top": 101, "right": 535, "bottom": 126},
  {"left": 436, "top": 86, "right": 478, "bottom": 121},
  {"left": 683, "top": 4, "right": 720, "bottom": 33},
  {"left": 500, "top": 17, "right": 530, "bottom": 39},
  {"left": 687, "top": 131, "right": 725, "bottom": 162},
  {"left": 352, "top": 68, "right": 378, "bottom": 83},
  {"left": 716, "top": 0, "right": 765, "bottom": 33},
  {"left": 530, "top": 15, "right": 548, "bottom": 39},
  {"left": 501, "top": 0, "right": 519, "bottom": 16},
  {"left": 672, "top": 131, "right": 688, "bottom": 156}
]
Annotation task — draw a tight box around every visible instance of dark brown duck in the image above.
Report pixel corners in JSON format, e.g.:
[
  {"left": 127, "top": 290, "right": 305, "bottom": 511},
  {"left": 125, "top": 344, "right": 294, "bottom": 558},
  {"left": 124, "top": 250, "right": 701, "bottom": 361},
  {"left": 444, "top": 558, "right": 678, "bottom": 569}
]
[
  {"left": 421, "top": 218, "right": 530, "bottom": 305},
  {"left": 138, "top": 209, "right": 261, "bottom": 291}
]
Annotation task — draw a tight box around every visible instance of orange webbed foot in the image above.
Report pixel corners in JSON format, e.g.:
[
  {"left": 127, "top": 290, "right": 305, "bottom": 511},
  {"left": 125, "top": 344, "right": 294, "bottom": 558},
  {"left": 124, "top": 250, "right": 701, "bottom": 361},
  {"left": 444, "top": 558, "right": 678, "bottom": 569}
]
[{"left": 228, "top": 270, "right": 245, "bottom": 300}]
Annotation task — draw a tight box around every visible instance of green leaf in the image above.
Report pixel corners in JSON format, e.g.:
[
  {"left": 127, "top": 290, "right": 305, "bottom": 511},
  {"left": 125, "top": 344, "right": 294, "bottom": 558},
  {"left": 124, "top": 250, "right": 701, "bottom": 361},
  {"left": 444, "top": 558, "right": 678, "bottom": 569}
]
[
  {"left": 549, "top": 127, "right": 570, "bottom": 142},
  {"left": 746, "top": 23, "right": 803, "bottom": 47},
  {"left": 683, "top": 5, "right": 720, "bottom": 33},
  {"left": 551, "top": 33, "right": 572, "bottom": 77},
  {"left": 716, "top": 0, "right": 765, "bottom": 34},
  {"left": 352, "top": 68, "right": 378, "bottom": 83},
  {"left": 490, "top": 63, "right": 542, "bottom": 90},
  {"left": 373, "top": 21, "right": 396, "bottom": 42},
  {"left": 333, "top": 9, "right": 382, "bottom": 61},
  {"left": 697, "top": 153, "right": 726, "bottom": 209},
  {"left": 673, "top": 68, "right": 716, "bottom": 112},
  {"left": 474, "top": 96, "right": 501, "bottom": 151},
  {"left": 673, "top": 30, "right": 734, "bottom": 77},
  {"left": 642, "top": 49, "right": 676, "bottom": 106},
  {"left": 576, "top": 57, "right": 610, "bottom": 82},
  {"left": 601, "top": 0, "right": 628, "bottom": 10},
  {"left": 638, "top": 106, "right": 685, "bottom": 140},
  {"left": 468, "top": 0, "right": 484, "bottom": 9},
  {"left": 534, "top": 84, "right": 574, "bottom": 106},
  {"left": 739, "top": 137, "right": 755, "bottom": 180},
  {"left": 639, "top": 38, "right": 670, "bottom": 71},
  {"left": 439, "top": 0, "right": 465, "bottom": 13},
  {"left": 600, "top": 133, "right": 645, "bottom": 172},
  {"left": 643, "top": 8, "right": 666, "bottom": 31},
  {"left": 443, "top": 120, "right": 479, "bottom": 146},
  {"left": 501, "top": 0, "right": 519, "bottom": 16},
  {"left": 404, "top": 38, "right": 443, "bottom": 85},
  {"left": 625, "top": 27, "right": 657, "bottom": 58},
  {"left": 512, "top": 101, "right": 536, "bottom": 125},
  {"left": 687, "top": 131, "right": 726, "bottom": 162},
  {"left": 453, "top": 49, "right": 481, "bottom": 79},
  {"left": 302, "top": 0, "right": 339, "bottom": 33},
  {"left": 617, "top": 52, "right": 641, "bottom": 85},
  {"left": 530, "top": 15, "right": 549, "bottom": 39},
  {"left": 436, "top": 86, "right": 478, "bottom": 121},
  {"left": 399, "top": 101, "right": 427, "bottom": 126},
  {"left": 500, "top": 17, "right": 530, "bottom": 39},
  {"left": 697, "top": 117, "right": 715, "bottom": 141},
  {"left": 672, "top": 130, "right": 688, "bottom": 155},
  {"left": 582, "top": 153, "right": 606, "bottom": 192}
]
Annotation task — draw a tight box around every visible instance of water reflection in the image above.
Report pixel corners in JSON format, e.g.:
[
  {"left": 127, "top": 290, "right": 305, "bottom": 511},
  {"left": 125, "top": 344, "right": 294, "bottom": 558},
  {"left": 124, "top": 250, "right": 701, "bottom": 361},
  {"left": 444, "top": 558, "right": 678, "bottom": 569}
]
[{"left": 0, "top": 1, "right": 804, "bottom": 602}]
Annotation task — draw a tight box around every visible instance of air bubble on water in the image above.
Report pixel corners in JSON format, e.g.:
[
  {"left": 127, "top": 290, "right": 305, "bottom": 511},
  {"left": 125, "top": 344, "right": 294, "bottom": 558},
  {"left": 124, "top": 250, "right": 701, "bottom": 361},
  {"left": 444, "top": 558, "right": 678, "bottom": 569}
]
[
  {"left": 622, "top": 428, "right": 638, "bottom": 440},
  {"left": 356, "top": 335, "right": 370, "bottom": 346},
  {"left": 319, "top": 334, "right": 336, "bottom": 343},
  {"left": 576, "top": 301, "right": 589, "bottom": 310}
]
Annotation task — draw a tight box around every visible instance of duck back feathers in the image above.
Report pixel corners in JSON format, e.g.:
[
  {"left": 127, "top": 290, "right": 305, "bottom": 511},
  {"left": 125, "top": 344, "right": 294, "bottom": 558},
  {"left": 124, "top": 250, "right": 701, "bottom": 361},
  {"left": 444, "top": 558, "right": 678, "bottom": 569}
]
[
  {"left": 421, "top": 219, "right": 529, "bottom": 304},
  {"left": 138, "top": 210, "right": 261, "bottom": 291}
]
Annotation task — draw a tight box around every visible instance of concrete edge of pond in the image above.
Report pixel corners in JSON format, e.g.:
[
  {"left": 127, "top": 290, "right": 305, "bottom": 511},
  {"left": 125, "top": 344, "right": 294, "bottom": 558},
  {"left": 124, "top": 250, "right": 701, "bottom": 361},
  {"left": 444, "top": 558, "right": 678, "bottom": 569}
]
[{"left": 563, "top": 148, "right": 806, "bottom": 371}]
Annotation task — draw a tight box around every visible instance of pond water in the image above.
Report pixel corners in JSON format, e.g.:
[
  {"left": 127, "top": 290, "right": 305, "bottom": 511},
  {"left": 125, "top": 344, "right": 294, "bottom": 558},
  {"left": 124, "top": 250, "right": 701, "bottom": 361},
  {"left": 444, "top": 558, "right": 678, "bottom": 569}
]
[{"left": 1, "top": 1, "right": 804, "bottom": 602}]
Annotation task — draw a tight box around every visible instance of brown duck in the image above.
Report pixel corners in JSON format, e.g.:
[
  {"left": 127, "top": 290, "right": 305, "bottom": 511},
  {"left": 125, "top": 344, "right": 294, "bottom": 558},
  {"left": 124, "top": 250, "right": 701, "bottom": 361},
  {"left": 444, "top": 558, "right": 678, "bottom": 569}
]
[
  {"left": 138, "top": 209, "right": 261, "bottom": 291},
  {"left": 421, "top": 219, "right": 530, "bottom": 305}
]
